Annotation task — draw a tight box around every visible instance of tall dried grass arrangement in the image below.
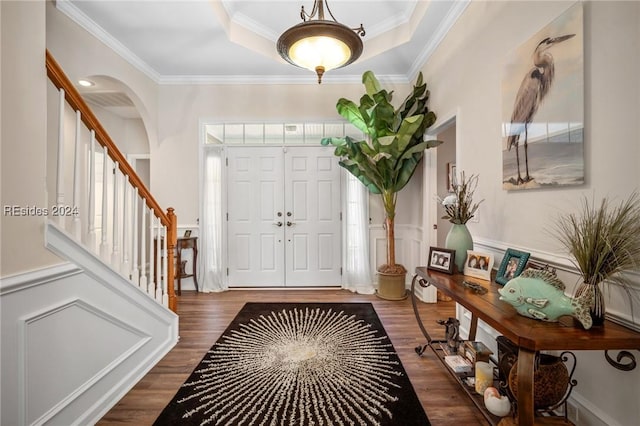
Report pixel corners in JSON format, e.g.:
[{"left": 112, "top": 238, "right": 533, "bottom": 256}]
[{"left": 554, "top": 192, "right": 640, "bottom": 290}]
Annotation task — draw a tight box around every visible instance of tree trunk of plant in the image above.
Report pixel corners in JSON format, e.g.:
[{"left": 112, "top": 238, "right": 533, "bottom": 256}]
[
  {"left": 386, "top": 216, "right": 395, "bottom": 266},
  {"left": 378, "top": 215, "right": 407, "bottom": 274},
  {"left": 382, "top": 190, "right": 397, "bottom": 268},
  {"left": 377, "top": 191, "right": 406, "bottom": 274}
]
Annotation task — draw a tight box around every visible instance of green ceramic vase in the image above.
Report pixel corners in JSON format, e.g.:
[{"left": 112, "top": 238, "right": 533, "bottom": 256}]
[{"left": 445, "top": 224, "right": 473, "bottom": 273}]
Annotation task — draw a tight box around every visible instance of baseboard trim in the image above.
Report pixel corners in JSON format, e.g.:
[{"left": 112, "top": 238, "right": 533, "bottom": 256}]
[
  {"left": 567, "top": 392, "right": 623, "bottom": 426},
  {"left": 78, "top": 338, "right": 177, "bottom": 425}
]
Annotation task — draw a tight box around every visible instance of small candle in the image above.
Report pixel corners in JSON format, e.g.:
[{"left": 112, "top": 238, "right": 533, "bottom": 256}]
[{"left": 475, "top": 361, "right": 493, "bottom": 394}]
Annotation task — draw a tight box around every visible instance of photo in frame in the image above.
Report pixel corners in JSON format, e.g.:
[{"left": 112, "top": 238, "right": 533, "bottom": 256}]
[
  {"left": 496, "top": 248, "right": 531, "bottom": 285},
  {"left": 447, "top": 162, "right": 457, "bottom": 192},
  {"left": 463, "top": 250, "right": 494, "bottom": 281},
  {"left": 183, "top": 229, "right": 192, "bottom": 237},
  {"left": 427, "top": 247, "right": 456, "bottom": 274}
]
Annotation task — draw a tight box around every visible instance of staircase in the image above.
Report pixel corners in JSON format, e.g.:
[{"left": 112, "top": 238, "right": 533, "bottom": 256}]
[
  {"left": 45, "top": 51, "right": 178, "bottom": 312},
  {"left": 0, "top": 52, "right": 180, "bottom": 426}
]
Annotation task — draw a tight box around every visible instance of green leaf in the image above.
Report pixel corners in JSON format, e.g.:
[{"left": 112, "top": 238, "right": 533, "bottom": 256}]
[
  {"left": 378, "top": 135, "right": 395, "bottom": 146},
  {"left": 373, "top": 152, "right": 392, "bottom": 162},
  {"left": 394, "top": 154, "right": 423, "bottom": 192},
  {"left": 396, "top": 115, "right": 424, "bottom": 152},
  {"left": 423, "top": 111, "right": 437, "bottom": 129},
  {"left": 398, "top": 140, "right": 430, "bottom": 161},
  {"left": 415, "top": 71, "right": 424, "bottom": 87},
  {"left": 424, "top": 139, "right": 443, "bottom": 149},
  {"left": 336, "top": 99, "right": 368, "bottom": 134},
  {"left": 362, "top": 71, "right": 381, "bottom": 97},
  {"left": 369, "top": 99, "right": 394, "bottom": 134},
  {"left": 320, "top": 136, "right": 345, "bottom": 146},
  {"left": 339, "top": 160, "right": 382, "bottom": 194}
]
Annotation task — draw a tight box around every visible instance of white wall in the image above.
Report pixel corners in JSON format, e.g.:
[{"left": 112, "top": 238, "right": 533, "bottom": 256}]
[
  {"left": 92, "top": 106, "right": 150, "bottom": 156},
  {"left": 423, "top": 2, "right": 640, "bottom": 425},
  {"left": 1, "top": 0, "right": 62, "bottom": 277}
]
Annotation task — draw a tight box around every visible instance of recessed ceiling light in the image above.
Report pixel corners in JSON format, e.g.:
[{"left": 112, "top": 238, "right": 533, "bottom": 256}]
[{"left": 78, "top": 79, "right": 95, "bottom": 87}]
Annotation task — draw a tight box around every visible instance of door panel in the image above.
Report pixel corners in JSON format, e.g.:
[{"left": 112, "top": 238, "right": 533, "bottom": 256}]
[
  {"left": 227, "top": 147, "right": 284, "bottom": 286},
  {"left": 285, "top": 147, "right": 342, "bottom": 286}
]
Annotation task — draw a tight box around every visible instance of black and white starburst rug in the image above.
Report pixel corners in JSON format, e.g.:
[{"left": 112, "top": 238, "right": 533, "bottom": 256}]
[{"left": 154, "top": 303, "right": 430, "bottom": 426}]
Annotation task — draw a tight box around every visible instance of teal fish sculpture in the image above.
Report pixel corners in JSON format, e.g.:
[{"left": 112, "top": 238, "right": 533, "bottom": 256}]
[{"left": 498, "top": 269, "right": 593, "bottom": 329}]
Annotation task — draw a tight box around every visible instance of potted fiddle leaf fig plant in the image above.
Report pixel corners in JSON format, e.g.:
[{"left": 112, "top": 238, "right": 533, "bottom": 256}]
[{"left": 321, "top": 71, "right": 441, "bottom": 300}]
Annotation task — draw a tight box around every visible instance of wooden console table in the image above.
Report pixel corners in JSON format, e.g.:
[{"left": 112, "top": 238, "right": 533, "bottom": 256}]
[{"left": 413, "top": 267, "right": 640, "bottom": 426}]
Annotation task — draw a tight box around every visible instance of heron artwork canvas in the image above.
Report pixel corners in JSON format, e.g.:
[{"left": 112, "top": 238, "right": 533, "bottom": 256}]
[{"left": 502, "top": 3, "right": 583, "bottom": 190}]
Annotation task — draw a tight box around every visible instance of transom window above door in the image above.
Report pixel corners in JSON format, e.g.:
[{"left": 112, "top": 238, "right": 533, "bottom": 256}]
[{"left": 205, "top": 122, "right": 362, "bottom": 145}]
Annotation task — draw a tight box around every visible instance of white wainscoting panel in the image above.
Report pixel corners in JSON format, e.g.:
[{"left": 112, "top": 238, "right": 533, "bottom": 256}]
[
  {"left": 21, "top": 298, "right": 150, "bottom": 425},
  {"left": 1, "top": 224, "right": 178, "bottom": 426}
]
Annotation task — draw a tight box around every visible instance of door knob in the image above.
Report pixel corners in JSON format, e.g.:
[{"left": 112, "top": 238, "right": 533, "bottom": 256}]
[
  {"left": 277, "top": 212, "right": 282, "bottom": 217},
  {"left": 287, "top": 212, "right": 292, "bottom": 217},
  {"left": 274, "top": 221, "right": 283, "bottom": 227},
  {"left": 287, "top": 221, "right": 294, "bottom": 227}
]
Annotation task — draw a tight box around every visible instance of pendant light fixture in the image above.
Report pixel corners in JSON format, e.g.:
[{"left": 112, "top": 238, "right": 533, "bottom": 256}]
[{"left": 277, "top": 0, "right": 365, "bottom": 84}]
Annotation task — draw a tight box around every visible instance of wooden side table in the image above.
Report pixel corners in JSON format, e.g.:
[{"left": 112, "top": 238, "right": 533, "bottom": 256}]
[
  {"left": 175, "top": 236, "right": 198, "bottom": 295},
  {"left": 154, "top": 236, "right": 199, "bottom": 295}
]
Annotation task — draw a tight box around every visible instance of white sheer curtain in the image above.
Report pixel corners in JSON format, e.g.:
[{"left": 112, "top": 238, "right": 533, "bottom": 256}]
[
  {"left": 342, "top": 171, "right": 374, "bottom": 294},
  {"left": 198, "top": 146, "right": 226, "bottom": 292}
]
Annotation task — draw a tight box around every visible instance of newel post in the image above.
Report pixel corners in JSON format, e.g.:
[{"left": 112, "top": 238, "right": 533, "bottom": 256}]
[{"left": 167, "top": 207, "right": 178, "bottom": 313}]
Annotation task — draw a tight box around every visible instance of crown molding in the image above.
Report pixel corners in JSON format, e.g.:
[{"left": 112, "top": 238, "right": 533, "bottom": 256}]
[
  {"left": 56, "top": 0, "right": 161, "bottom": 83},
  {"left": 407, "top": 0, "right": 470, "bottom": 81},
  {"left": 158, "top": 73, "right": 408, "bottom": 86}
]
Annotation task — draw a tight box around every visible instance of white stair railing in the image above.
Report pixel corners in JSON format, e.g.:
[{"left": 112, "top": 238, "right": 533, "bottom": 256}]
[
  {"left": 99, "top": 145, "right": 109, "bottom": 260},
  {"left": 72, "top": 110, "right": 82, "bottom": 239},
  {"left": 122, "top": 183, "right": 130, "bottom": 278},
  {"left": 139, "top": 204, "right": 147, "bottom": 292},
  {"left": 55, "top": 88, "right": 66, "bottom": 228},
  {"left": 46, "top": 50, "right": 178, "bottom": 312},
  {"left": 132, "top": 188, "right": 140, "bottom": 286},
  {"left": 88, "top": 130, "right": 97, "bottom": 250}
]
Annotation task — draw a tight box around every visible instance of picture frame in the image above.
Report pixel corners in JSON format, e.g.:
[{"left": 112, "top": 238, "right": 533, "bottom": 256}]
[
  {"left": 427, "top": 247, "right": 456, "bottom": 274},
  {"left": 183, "top": 229, "right": 192, "bottom": 238},
  {"left": 463, "top": 250, "right": 494, "bottom": 281},
  {"left": 447, "top": 162, "right": 457, "bottom": 192},
  {"left": 496, "top": 248, "right": 530, "bottom": 285},
  {"left": 501, "top": 3, "right": 584, "bottom": 191}
]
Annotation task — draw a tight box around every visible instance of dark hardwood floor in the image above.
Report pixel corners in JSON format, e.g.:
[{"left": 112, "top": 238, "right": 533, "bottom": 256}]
[{"left": 98, "top": 290, "right": 487, "bottom": 425}]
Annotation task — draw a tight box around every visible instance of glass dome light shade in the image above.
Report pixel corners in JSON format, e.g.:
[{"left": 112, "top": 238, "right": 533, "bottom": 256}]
[
  {"left": 289, "top": 36, "right": 351, "bottom": 72},
  {"left": 277, "top": 20, "right": 363, "bottom": 83}
]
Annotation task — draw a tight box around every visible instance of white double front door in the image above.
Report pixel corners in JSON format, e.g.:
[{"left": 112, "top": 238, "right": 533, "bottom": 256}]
[{"left": 226, "top": 146, "right": 342, "bottom": 287}]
